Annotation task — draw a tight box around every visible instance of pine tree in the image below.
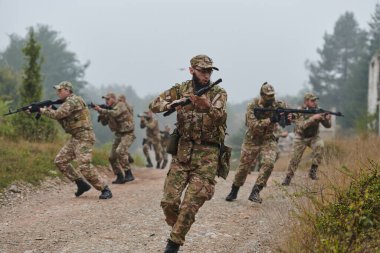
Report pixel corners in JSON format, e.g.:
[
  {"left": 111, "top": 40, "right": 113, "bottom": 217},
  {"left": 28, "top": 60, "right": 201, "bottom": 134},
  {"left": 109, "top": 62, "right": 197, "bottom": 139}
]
[
  {"left": 308, "top": 13, "right": 367, "bottom": 108},
  {"left": 342, "top": 4, "right": 380, "bottom": 131},
  {"left": 369, "top": 3, "right": 380, "bottom": 56},
  {"left": 13, "top": 28, "right": 57, "bottom": 142},
  {"left": 307, "top": 12, "right": 367, "bottom": 130}
]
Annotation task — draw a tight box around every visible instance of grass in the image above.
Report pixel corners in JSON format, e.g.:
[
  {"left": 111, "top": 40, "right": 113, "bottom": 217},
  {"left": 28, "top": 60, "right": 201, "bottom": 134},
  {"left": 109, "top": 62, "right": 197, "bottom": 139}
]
[
  {"left": 283, "top": 136, "right": 380, "bottom": 253},
  {"left": 0, "top": 138, "right": 60, "bottom": 191},
  {"left": 0, "top": 137, "right": 115, "bottom": 192}
]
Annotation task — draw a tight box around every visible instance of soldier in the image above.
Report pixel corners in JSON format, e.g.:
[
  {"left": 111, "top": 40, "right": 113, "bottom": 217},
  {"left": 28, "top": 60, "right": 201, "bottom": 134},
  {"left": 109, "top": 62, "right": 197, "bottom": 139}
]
[
  {"left": 160, "top": 125, "right": 171, "bottom": 169},
  {"left": 282, "top": 92, "right": 331, "bottom": 185},
  {"left": 119, "top": 95, "right": 135, "bottom": 165},
  {"left": 225, "top": 82, "right": 290, "bottom": 203},
  {"left": 94, "top": 92, "right": 135, "bottom": 184},
  {"left": 38, "top": 81, "right": 112, "bottom": 199},
  {"left": 149, "top": 54, "right": 227, "bottom": 253},
  {"left": 140, "top": 111, "right": 163, "bottom": 168}
]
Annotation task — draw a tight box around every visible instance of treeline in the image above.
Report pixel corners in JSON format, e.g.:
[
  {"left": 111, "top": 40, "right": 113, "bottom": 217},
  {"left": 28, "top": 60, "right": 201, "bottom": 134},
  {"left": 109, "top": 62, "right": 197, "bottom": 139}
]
[{"left": 307, "top": 4, "right": 380, "bottom": 133}]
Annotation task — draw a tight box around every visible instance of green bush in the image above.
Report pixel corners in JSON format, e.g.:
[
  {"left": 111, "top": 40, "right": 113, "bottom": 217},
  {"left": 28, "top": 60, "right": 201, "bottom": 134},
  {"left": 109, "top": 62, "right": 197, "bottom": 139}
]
[{"left": 312, "top": 161, "right": 380, "bottom": 252}]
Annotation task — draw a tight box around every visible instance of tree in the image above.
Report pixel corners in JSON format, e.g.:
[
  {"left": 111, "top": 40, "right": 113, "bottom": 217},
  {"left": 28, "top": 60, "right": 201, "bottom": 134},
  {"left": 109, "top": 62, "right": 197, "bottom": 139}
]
[
  {"left": 368, "top": 3, "right": 380, "bottom": 56},
  {"left": 12, "top": 28, "right": 57, "bottom": 142},
  {"left": 0, "top": 24, "right": 89, "bottom": 99},
  {"left": 308, "top": 12, "right": 368, "bottom": 129},
  {"left": 341, "top": 4, "right": 380, "bottom": 130},
  {"left": 307, "top": 12, "right": 367, "bottom": 129}
]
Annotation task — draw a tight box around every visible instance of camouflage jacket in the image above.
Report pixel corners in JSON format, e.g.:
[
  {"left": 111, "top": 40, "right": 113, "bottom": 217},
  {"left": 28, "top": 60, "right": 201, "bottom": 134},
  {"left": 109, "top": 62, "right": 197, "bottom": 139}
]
[
  {"left": 245, "top": 98, "right": 287, "bottom": 143},
  {"left": 140, "top": 117, "right": 161, "bottom": 141},
  {"left": 98, "top": 101, "right": 134, "bottom": 134},
  {"left": 149, "top": 80, "right": 227, "bottom": 145},
  {"left": 42, "top": 94, "right": 92, "bottom": 135},
  {"left": 294, "top": 105, "right": 331, "bottom": 138}
]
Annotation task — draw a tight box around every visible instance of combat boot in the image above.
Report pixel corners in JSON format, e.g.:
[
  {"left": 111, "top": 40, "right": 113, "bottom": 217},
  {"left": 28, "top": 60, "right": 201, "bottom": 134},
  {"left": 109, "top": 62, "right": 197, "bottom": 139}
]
[
  {"left": 124, "top": 169, "right": 135, "bottom": 182},
  {"left": 309, "top": 164, "right": 318, "bottom": 180},
  {"left": 164, "top": 239, "right": 180, "bottom": 253},
  {"left": 112, "top": 173, "right": 126, "bottom": 184},
  {"left": 225, "top": 184, "right": 240, "bottom": 201},
  {"left": 281, "top": 175, "right": 292, "bottom": 186},
  {"left": 161, "top": 159, "right": 168, "bottom": 169},
  {"left": 146, "top": 157, "right": 153, "bottom": 168},
  {"left": 99, "top": 186, "right": 112, "bottom": 199},
  {"left": 248, "top": 184, "right": 263, "bottom": 203},
  {"left": 156, "top": 161, "right": 161, "bottom": 169},
  {"left": 74, "top": 178, "right": 91, "bottom": 197}
]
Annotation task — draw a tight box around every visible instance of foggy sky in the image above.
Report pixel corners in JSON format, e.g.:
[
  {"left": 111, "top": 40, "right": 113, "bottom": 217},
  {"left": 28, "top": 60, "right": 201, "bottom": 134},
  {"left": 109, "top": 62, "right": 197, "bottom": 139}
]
[{"left": 0, "top": 0, "right": 378, "bottom": 103}]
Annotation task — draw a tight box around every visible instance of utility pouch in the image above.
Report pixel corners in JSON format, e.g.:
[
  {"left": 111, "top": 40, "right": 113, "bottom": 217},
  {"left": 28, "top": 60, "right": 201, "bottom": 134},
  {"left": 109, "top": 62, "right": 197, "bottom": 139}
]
[
  {"left": 176, "top": 137, "right": 193, "bottom": 163},
  {"left": 166, "top": 128, "right": 180, "bottom": 155},
  {"left": 217, "top": 144, "right": 232, "bottom": 179}
]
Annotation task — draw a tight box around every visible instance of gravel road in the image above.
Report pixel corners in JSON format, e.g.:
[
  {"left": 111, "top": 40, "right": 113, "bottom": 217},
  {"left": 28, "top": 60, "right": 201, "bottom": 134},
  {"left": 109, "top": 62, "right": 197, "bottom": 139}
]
[{"left": 0, "top": 162, "right": 305, "bottom": 253}]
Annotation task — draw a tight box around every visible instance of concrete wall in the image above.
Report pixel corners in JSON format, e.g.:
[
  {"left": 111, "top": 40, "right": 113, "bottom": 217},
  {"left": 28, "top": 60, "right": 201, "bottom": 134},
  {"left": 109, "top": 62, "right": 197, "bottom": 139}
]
[{"left": 368, "top": 53, "right": 380, "bottom": 134}]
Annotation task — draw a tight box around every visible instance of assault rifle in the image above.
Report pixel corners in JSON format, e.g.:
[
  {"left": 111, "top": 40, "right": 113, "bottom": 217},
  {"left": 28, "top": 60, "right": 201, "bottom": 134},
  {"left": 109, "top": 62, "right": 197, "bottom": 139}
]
[
  {"left": 3, "top": 99, "right": 64, "bottom": 120},
  {"left": 87, "top": 102, "right": 113, "bottom": 110},
  {"left": 163, "top": 78, "right": 223, "bottom": 117},
  {"left": 253, "top": 107, "right": 344, "bottom": 128}
]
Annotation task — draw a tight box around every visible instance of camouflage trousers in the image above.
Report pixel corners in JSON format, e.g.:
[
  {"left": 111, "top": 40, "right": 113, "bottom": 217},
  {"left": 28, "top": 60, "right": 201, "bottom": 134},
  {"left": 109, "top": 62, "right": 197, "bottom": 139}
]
[
  {"left": 54, "top": 131, "right": 106, "bottom": 191},
  {"left": 161, "top": 144, "right": 219, "bottom": 245},
  {"left": 143, "top": 137, "right": 163, "bottom": 163},
  {"left": 286, "top": 135, "right": 324, "bottom": 177},
  {"left": 250, "top": 144, "right": 280, "bottom": 173},
  {"left": 109, "top": 132, "right": 135, "bottom": 176},
  {"left": 161, "top": 142, "right": 168, "bottom": 162},
  {"left": 234, "top": 139, "right": 278, "bottom": 188}
]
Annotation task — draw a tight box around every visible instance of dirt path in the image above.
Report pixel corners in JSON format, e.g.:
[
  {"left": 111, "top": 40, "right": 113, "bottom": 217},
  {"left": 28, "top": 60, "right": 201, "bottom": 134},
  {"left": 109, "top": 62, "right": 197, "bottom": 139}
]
[{"left": 0, "top": 161, "right": 308, "bottom": 253}]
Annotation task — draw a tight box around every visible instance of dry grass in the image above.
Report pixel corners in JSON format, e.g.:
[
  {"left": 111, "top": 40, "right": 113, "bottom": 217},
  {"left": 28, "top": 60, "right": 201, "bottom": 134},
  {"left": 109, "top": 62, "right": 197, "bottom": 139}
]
[{"left": 282, "top": 136, "right": 380, "bottom": 253}]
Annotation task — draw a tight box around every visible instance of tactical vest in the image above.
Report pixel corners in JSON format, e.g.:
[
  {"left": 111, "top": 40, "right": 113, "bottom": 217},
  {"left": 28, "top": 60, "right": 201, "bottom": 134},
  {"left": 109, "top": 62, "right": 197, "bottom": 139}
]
[
  {"left": 108, "top": 101, "right": 134, "bottom": 133},
  {"left": 245, "top": 98, "right": 285, "bottom": 142},
  {"left": 58, "top": 94, "right": 92, "bottom": 134},
  {"left": 294, "top": 107, "right": 320, "bottom": 138},
  {"left": 173, "top": 80, "right": 227, "bottom": 144}
]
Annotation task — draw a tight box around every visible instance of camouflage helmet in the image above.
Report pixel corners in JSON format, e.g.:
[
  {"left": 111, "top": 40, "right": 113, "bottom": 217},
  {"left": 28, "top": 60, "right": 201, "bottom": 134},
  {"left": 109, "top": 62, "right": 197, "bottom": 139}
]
[
  {"left": 54, "top": 81, "right": 73, "bottom": 91},
  {"left": 102, "top": 92, "right": 116, "bottom": 99},
  {"left": 190, "top": 55, "right": 219, "bottom": 71},
  {"left": 260, "top": 82, "right": 275, "bottom": 96},
  {"left": 304, "top": 92, "right": 319, "bottom": 101}
]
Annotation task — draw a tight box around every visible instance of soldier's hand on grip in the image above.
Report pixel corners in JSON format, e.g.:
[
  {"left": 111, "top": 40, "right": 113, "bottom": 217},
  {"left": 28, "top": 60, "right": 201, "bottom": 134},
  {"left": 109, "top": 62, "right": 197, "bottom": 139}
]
[
  {"left": 168, "top": 98, "right": 187, "bottom": 110},
  {"left": 190, "top": 94, "right": 210, "bottom": 109}
]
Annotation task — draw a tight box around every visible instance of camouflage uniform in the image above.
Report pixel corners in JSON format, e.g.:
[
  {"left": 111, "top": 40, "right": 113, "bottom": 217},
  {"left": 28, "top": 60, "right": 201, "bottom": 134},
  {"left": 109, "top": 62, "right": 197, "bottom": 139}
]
[
  {"left": 149, "top": 55, "right": 227, "bottom": 246},
  {"left": 41, "top": 85, "right": 106, "bottom": 192},
  {"left": 250, "top": 123, "right": 284, "bottom": 173},
  {"left": 234, "top": 99, "right": 287, "bottom": 187},
  {"left": 98, "top": 95, "right": 135, "bottom": 177},
  {"left": 285, "top": 105, "right": 331, "bottom": 178},
  {"left": 140, "top": 116, "right": 163, "bottom": 166},
  {"left": 160, "top": 128, "right": 171, "bottom": 168}
]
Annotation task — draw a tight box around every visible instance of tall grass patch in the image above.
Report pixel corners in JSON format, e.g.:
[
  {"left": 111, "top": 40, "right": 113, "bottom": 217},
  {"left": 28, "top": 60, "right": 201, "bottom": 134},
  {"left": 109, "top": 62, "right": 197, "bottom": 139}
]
[{"left": 284, "top": 137, "right": 380, "bottom": 252}]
